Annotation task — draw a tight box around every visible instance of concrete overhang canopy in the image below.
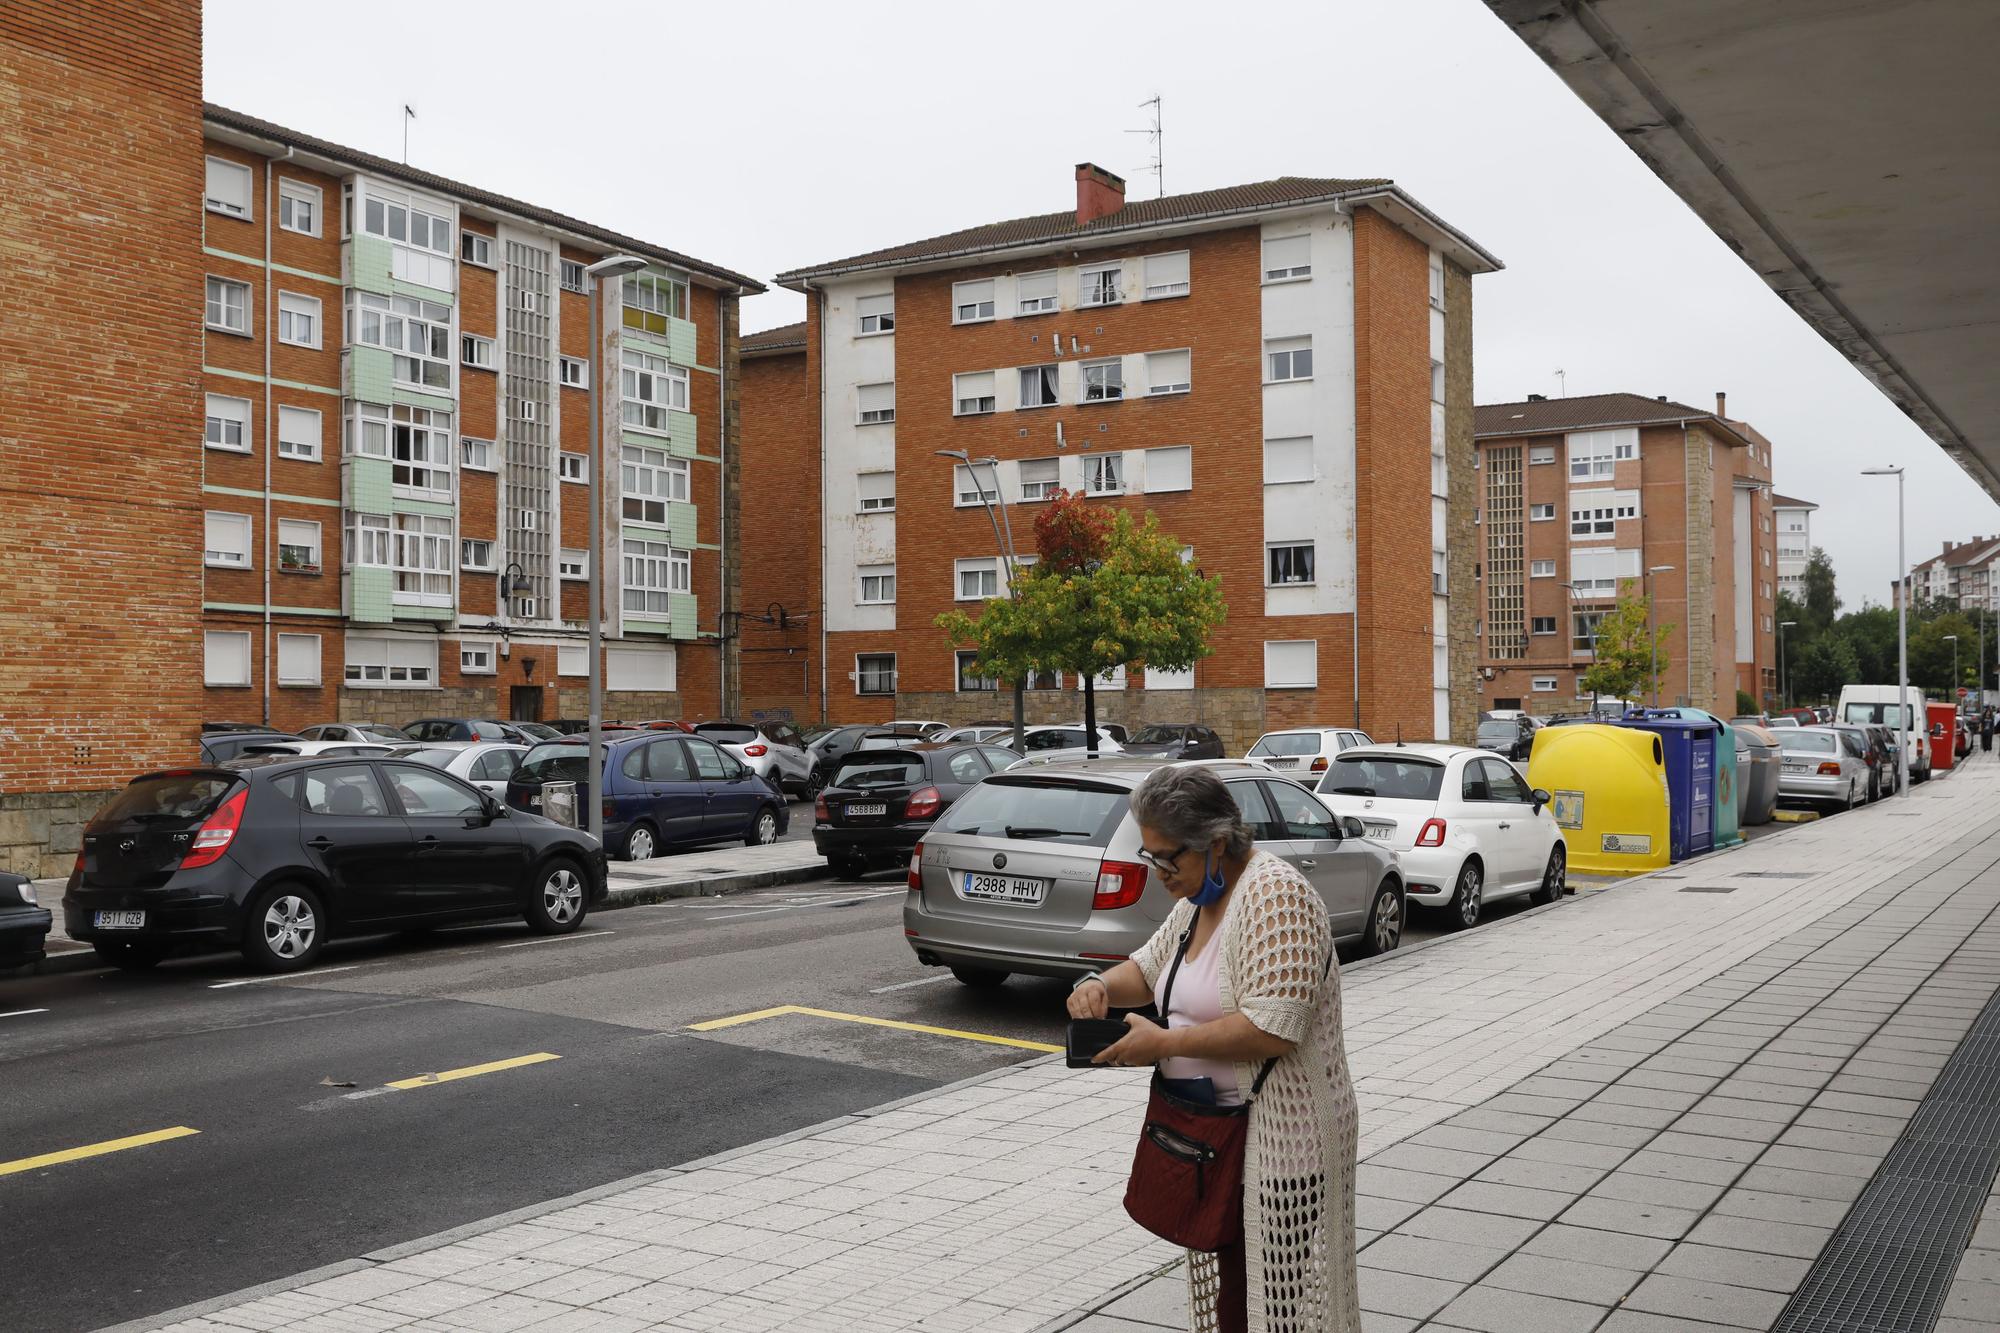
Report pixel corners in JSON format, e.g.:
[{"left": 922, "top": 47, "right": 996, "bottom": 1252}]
[{"left": 1485, "top": 0, "right": 2000, "bottom": 498}]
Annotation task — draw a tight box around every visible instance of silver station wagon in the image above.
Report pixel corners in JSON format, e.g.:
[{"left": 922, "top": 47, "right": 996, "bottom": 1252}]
[{"left": 902, "top": 759, "right": 1405, "bottom": 988}]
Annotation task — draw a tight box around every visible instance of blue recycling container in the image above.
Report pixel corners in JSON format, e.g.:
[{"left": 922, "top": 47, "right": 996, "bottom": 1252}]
[
  {"left": 1614, "top": 710, "right": 1720, "bottom": 862},
  {"left": 1663, "top": 708, "right": 1744, "bottom": 849}
]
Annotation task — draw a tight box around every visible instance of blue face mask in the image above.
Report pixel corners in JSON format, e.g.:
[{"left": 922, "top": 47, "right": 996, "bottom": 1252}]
[{"left": 1189, "top": 849, "right": 1228, "bottom": 906}]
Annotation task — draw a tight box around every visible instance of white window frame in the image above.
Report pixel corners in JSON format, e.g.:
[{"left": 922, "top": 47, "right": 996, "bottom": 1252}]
[
  {"left": 271, "top": 292, "right": 319, "bottom": 349},
  {"left": 1084, "top": 452, "right": 1125, "bottom": 496},
  {"left": 1144, "top": 446, "right": 1192, "bottom": 494},
  {"left": 205, "top": 394, "right": 251, "bottom": 452},
  {"left": 857, "top": 565, "right": 896, "bottom": 605},
  {"left": 276, "top": 632, "right": 322, "bottom": 687},
  {"left": 1263, "top": 437, "right": 1313, "bottom": 485},
  {"left": 206, "top": 276, "right": 251, "bottom": 335},
  {"left": 391, "top": 513, "right": 454, "bottom": 606},
  {"left": 1567, "top": 429, "right": 1639, "bottom": 480},
  {"left": 954, "top": 464, "right": 1000, "bottom": 508},
  {"left": 1529, "top": 503, "right": 1556, "bottom": 521},
  {"left": 621, "top": 443, "right": 689, "bottom": 524},
  {"left": 459, "top": 230, "right": 495, "bottom": 268},
  {"left": 1266, "top": 337, "right": 1313, "bottom": 383},
  {"left": 459, "top": 436, "right": 495, "bottom": 471},
  {"left": 204, "top": 511, "right": 252, "bottom": 568},
  {"left": 856, "top": 293, "right": 895, "bottom": 335},
  {"left": 556, "top": 452, "right": 586, "bottom": 485},
  {"left": 1531, "top": 616, "right": 1558, "bottom": 636},
  {"left": 1016, "top": 270, "right": 1057, "bottom": 315},
  {"left": 1018, "top": 364, "right": 1060, "bottom": 409},
  {"left": 277, "top": 178, "right": 321, "bottom": 236},
  {"left": 620, "top": 536, "right": 686, "bottom": 615},
  {"left": 1429, "top": 253, "right": 1447, "bottom": 310},
  {"left": 460, "top": 640, "right": 497, "bottom": 675},
  {"left": 204, "top": 156, "right": 253, "bottom": 219},
  {"left": 855, "top": 652, "right": 896, "bottom": 696},
  {"left": 461, "top": 333, "right": 496, "bottom": 369},
  {"left": 558, "top": 547, "right": 589, "bottom": 580},
  {"left": 857, "top": 471, "right": 895, "bottom": 513},
  {"left": 345, "top": 402, "right": 453, "bottom": 498},
  {"left": 1145, "top": 349, "right": 1191, "bottom": 396},
  {"left": 344, "top": 511, "right": 391, "bottom": 569},
  {"left": 1018, "top": 457, "right": 1059, "bottom": 501},
  {"left": 955, "top": 557, "right": 1002, "bottom": 602},
  {"left": 1081, "top": 358, "right": 1124, "bottom": 403},
  {"left": 205, "top": 630, "right": 252, "bottom": 687},
  {"left": 953, "top": 371, "right": 997, "bottom": 416},
  {"left": 621, "top": 347, "right": 687, "bottom": 432},
  {"left": 1434, "top": 550, "right": 1447, "bottom": 595},
  {"left": 1530, "top": 559, "right": 1557, "bottom": 578},
  {"left": 1531, "top": 676, "right": 1560, "bottom": 693},
  {"left": 277, "top": 405, "right": 322, "bottom": 461},
  {"left": 1267, "top": 542, "right": 1316, "bottom": 587},
  {"left": 1529, "top": 444, "right": 1557, "bottom": 465},
  {"left": 344, "top": 635, "right": 439, "bottom": 688},
  {"left": 857, "top": 382, "right": 896, "bottom": 424},
  {"left": 951, "top": 279, "right": 996, "bottom": 324},
  {"left": 1568, "top": 490, "right": 1638, "bottom": 537},
  {"left": 461, "top": 538, "right": 495, "bottom": 571},
  {"left": 1142, "top": 250, "right": 1190, "bottom": 300},
  {"left": 1262, "top": 234, "right": 1312, "bottom": 283},
  {"left": 1078, "top": 262, "right": 1123, "bottom": 308},
  {"left": 277, "top": 518, "right": 321, "bottom": 574},
  {"left": 559, "top": 355, "right": 588, "bottom": 388},
  {"left": 955, "top": 650, "right": 1001, "bottom": 694},
  {"left": 559, "top": 259, "right": 587, "bottom": 293},
  {"left": 348, "top": 290, "right": 452, "bottom": 390},
  {"left": 1265, "top": 640, "right": 1318, "bottom": 690},
  {"left": 356, "top": 184, "right": 455, "bottom": 291}
]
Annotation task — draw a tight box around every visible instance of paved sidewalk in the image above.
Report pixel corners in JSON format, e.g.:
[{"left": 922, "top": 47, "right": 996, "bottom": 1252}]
[{"left": 113, "top": 761, "right": 2000, "bottom": 1333}]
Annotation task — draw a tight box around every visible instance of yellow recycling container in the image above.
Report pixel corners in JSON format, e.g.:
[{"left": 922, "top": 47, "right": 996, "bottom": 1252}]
[{"left": 1525, "top": 723, "right": 1671, "bottom": 876}]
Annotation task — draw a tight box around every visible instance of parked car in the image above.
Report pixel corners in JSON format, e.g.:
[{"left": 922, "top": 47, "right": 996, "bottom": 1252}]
[
  {"left": 887, "top": 719, "right": 950, "bottom": 738},
  {"left": 1473, "top": 715, "right": 1541, "bottom": 763},
  {"left": 633, "top": 719, "right": 695, "bottom": 733},
  {"left": 1826, "top": 722, "right": 1889, "bottom": 801},
  {"left": 386, "top": 741, "right": 529, "bottom": 798},
  {"left": 1119, "top": 723, "right": 1227, "bottom": 761},
  {"left": 403, "top": 718, "right": 535, "bottom": 744},
  {"left": 1766, "top": 715, "right": 1800, "bottom": 728},
  {"left": 1313, "top": 744, "right": 1565, "bottom": 931},
  {"left": 199, "top": 729, "right": 305, "bottom": 764},
  {"left": 0, "top": 871, "right": 52, "bottom": 970},
  {"left": 230, "top": 740, "right": 396, "bottom": 760},
  {"left": 805, "top": 724, "right": 888, "bottom": 788},
  {"left": 903, "top": 759, "right": 1405, "bottom": 987},
  {"left": 512, "top": 722, "right": 563, "bottom": 742},
  {"left": 63, "top": 758, "right": 606, "bottom": 972},
  {"left": 937, "top": 724, "right": 1019, "bottom": 744},
  {"left": 1005, "top": 725, "right": 1128, "bottom": 765},
  {"left": 814, "top": 742, "right": 1020, "bottom": 877},
  {"left": 1957, "top": 718, "right": 1972, "bottom": 758},
  {"left": 506, "top": 731, "right": 789, "bottom": 860},
  {"left": 298, "top": 723, "right": 415, "bottom": 744},
  {"left": 1774, "top": 726, "right": 1870, "bottom": 812},
  {"left": 1244, "top": 727, "right": 1375, "bottom": 777},
  {"left": 547, "top": 720, "right": 642, "bottom": 735},
  {"left": 691, "top": 720, "right": 815, "bottom": 795}
]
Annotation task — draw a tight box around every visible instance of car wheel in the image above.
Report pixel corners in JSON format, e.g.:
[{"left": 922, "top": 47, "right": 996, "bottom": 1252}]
[
  {"left": 621, "top": 822, "right": 658, "bottom": 862},
  {"left": 527, "top": 859, "right": 588, "bottom": 935},
  {"left": 1534, "top": 843, "right": 1567, "bottom": 906},
  {"left": 1358, "top": 882, "right": 1403, "bottom": 957},
  {"left": 746, "top": 807, "right": 780, "bottom": 847},
  {"left": 950, "top": 966, "right": 1009, "bottom": 989},
  {"left": 806, "top": 768, "right": 827, "bottom": 799},
  {"left": 1447, "top": 860, "right": 1482, "bottom": 931},
  {"left": 94, "top": 940, "right": 166, "bottom": 971},
  {"left": 241, "top": 882, "right": 325, "bottom": 973}
]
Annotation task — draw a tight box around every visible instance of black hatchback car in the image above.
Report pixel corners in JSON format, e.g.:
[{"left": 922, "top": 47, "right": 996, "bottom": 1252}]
[
  {"left": 1119, "top": 723, "right": 1226, "bottom": 760},
  {"left": 63, "top": 758, "right": 607, "bottom": 973},
  {"left": 813, "top": 742, "right": 1019, "bottom": 876}
]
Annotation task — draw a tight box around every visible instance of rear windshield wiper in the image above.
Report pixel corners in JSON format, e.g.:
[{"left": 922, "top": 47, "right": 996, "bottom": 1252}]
[{"left": 1004, "top": 825, "right": 1090, "bottom": 839}]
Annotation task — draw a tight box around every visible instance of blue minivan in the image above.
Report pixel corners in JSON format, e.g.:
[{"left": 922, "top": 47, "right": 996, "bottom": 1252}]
[{"left": 506, "top": 731, "right": 788, "bottom": 861}]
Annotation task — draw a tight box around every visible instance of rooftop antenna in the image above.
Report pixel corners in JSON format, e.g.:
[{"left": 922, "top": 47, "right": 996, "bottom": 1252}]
[
  {"left": 1555, "top": 368, "right": 1567, "bottom": 398},
  {"left": 1125, "top": 95, "right": 1163, "bottom": 198},
  {"left": 402, "top": 104, "right": 415, "bottom": 164}
]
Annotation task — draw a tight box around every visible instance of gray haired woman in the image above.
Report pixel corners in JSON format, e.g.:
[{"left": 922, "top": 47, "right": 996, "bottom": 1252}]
[{"left": 1067, "top": 764, "right": 1359, "bottom": 1333}]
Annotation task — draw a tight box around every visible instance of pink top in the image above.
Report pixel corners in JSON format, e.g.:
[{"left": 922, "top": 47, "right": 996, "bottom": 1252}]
[{"left": 1153, "top": 897, "right": 1243, "bottom": 1105}]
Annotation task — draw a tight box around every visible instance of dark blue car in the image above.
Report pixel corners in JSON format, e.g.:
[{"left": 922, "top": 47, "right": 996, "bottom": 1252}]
[{"left": 506, "top": 731, "right": 788, "bottom": 861}]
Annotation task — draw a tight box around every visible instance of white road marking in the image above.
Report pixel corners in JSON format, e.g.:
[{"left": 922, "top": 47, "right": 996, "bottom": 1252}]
[
  {"left": 497, "top": 931, "right": 616, "bottom": 949},
  {"left": 208, "top": 965, "right": 361, "bottom": 989},
  {"left": 703, "top": 907, "right": 792, "bottom": 921},
  {"left": 0, "top": 1008, "right": 49, "bottom": 1019},
  {"left": 704, "top": 891, "right": 904, "bottom": 922},
  {"left": 868, "top": 974, "right": 955, "bottom": 994}
]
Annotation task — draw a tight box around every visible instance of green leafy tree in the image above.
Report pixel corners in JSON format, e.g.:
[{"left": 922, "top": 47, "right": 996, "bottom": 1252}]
[
  {"left": 1790, "top": 631, "right": 1860, "bottom": 703},
  {"left": 936, "top": 493, "right": 1225, "bottom": 748},
  {"left": 1579, "top": 587, "right": 1673, "bottom": 704},
  {"left": 1801, "top": 548, "right": 1839, "bottom": 631},
  {"left": 1736, "top": 689, "right": 1757, "bottom": 715}
]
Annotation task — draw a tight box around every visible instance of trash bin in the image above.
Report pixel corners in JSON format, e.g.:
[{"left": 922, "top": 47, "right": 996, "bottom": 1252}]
[
  {"left": 1526, "top": 723, "right": 1671, "bottom": 875},
  {"left": 1614, "top": 710, "right": 1720, "bottom": 862},
  {"left": 1928, "top": 700, "right": 1957, "bottom": 772},
  {"left": 1662, "top": 708, "right": 1744, "bottom": 848},
  {"left": 1731, "top": 722, "right": 1782, "bottom": 826},
  {"left": 542, "top": 780, "right": 578, "bottom": 828}
]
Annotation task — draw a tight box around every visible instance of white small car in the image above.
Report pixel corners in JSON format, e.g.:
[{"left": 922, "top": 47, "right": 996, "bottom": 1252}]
[
  {"left": 1003, "top": 725, "right": 1127, "bottom": 767},
  {"left": 1312, "top": 743, "right": 1565, "bottom": 930},
  {"left": 386, "top": 740, "right": 530, "bottom": 797},
  {"left": 1245, "top": 727, "right": 1374, "bottom": 778}
]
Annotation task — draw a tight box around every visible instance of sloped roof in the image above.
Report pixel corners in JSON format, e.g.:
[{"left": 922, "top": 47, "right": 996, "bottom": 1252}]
[
  {"left": 1475, "top": 391, "right": 1752, "bottom": 448},
  {"left": 203, "top": 104, "right": 762, "bottom": 292},
  {"left": 1771, "top": 493, "right": 1818, "bottom": 510},
  {"left": 775, "top": 175, "right": 1500, "bottom": 284},
  {"left": 741, "top": 321, "right": 807, "bottom": 356}
]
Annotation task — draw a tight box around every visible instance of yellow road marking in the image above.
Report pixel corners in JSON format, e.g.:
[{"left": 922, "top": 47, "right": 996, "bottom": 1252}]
[
  {"left": 386, "top": 1052, "right": 561, "bottom": 1089},
  {"left": 688, "top": 1004, "right": 1061, "bottom": 1053},
  {"left": 0, "top": 1126, "right": 200, "bottom": 1178}
]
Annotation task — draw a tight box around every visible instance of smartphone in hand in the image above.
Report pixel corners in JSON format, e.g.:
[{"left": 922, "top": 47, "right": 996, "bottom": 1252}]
[{"left": 1066, "top": 1018, "right": 1131, "bottom": 1068}]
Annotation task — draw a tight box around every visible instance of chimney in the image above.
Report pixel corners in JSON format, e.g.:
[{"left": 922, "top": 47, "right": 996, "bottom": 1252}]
[
  {"left": 1526, "top": 393, "right": 1547, "bottom": 402},
  {"left": 1715, "top": 391, "right": 1727, "bottom": 418},
  {"left": 1074, "top": 163, "right": 1126, "bottom": 225}
]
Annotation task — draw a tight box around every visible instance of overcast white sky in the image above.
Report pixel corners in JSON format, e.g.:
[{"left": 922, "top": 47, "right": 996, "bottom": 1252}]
[{"left": 207, "top": 0, "right": 1994, "bottom": 605}]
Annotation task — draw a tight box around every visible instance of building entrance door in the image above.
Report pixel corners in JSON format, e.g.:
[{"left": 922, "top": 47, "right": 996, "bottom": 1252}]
[{"left": 510, "top": 686, "right": 543, "bottom": 723}]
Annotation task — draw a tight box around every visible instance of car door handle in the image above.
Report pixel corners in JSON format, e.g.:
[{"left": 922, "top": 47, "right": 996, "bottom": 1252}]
[
  {"left": 1298, "top": 859, "right": 1318, "bottom": 869},
  {"left": 416, "top": 836, "right": 439, "bottom": 852},
  {"left": 306, "top": 836, "right": 334, "bottom": 850},
  {"left": 1497, "top": 822, "right": 1512, "bottom": 830}
]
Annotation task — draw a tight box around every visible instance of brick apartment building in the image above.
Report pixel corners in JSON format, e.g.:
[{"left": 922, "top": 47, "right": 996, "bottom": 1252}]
[
  {"left": 1473, "top": 392, "right": 1779, "bottom": 715},
  {"left": 1774, "top": 493, "right": 1818, "bottom": 600},
  {"left": 1898, "top": 537, "right": 2000, "bottom": 614},
  {"left": 739, "top": 165, "right": 1500, "bottom": 752},
  {"left": 0, "top": 2, "right": 758, "bottom": 873}
]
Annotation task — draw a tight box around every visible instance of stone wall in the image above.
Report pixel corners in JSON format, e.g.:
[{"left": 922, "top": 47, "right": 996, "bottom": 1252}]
[{"left": 1, "top": 790, "right": 115, "bottom": 878}]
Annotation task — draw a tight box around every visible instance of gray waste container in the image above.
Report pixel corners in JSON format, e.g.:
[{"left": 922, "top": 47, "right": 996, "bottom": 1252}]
[{"left": 1735, "top": 727, "right": 1780, "bottom": 826}]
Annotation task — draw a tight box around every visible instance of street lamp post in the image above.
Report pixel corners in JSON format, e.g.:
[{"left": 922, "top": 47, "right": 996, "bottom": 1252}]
[
  {"left": 935, "top": 449, "right": 1027, "bottom": 753},
  {"left": 1862, "top": 466, "right": 1909, "bottom": 795},
  {"left": 1644, "top": 565, "right": 1675, "bottom": 708},
  {"left": 1778, "top": 620, "right": 1797, "bottom": 710},
  {"left": 582, "top": 255, "right": 651, "bottom": 844}
]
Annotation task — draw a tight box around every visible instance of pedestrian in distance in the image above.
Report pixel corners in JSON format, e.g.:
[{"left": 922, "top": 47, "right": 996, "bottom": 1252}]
[
  {"left": 1067, "top": 765, "right": 1359, "bottom": 1333},
  {"left": 1982, "top": 707, "right": 1993, "bottom": 754}
]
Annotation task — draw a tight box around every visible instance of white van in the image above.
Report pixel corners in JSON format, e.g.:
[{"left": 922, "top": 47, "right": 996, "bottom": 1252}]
[{"left": 1836, "top": 685, "right": 1931, "bottom": 784}]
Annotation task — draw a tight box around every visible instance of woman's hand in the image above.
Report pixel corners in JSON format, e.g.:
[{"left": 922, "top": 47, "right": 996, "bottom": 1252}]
[
  {"left": 1093, "top": 1012, "right": 1172, "bottom": 1067},
  {"left": 1066, "top": 977, "right": 1109, "bottom": 1020}
]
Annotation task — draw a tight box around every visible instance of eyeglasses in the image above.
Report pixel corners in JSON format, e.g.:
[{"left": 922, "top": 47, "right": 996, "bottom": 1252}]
[{"left": 1135, "top": 843, "right": 1188, "bottom": 873}]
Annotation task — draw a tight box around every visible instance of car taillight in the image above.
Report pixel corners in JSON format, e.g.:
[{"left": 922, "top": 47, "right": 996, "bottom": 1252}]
[
  {"left": 603, "top": 798, "right": 617, "bottom": 822},
  {"left": 743, "top": 744, "right": 768, "bottom": 757},
  {"left": 905, "top": 786, "right": 942, "bottom": 819},
  {"left": 179, "top": 788, "right": 248, "bottom": 870},
  {"left": 908, "top": 844, "right": 924, "bottom": 892},
  {"left": 1093, "top": 860, "right": 1148, "bottom": 911},
  {"left": 814, "top": 793, "right": 830, "bottom": 821},
  {"left": 1310, "top": 756, "right": 1329, "bottom": 772},
  {"left": 1415, "top": 818, "right": 1447, "bottom": 848},
  {"left": 1818, "top": 762, "right": 1842, "bottom": 775}
]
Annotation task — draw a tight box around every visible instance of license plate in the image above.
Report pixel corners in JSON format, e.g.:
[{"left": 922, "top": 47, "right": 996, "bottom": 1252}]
[
  {"left": 529, "top": 794, "right": 543, "bottom": 807},
  {"left": 93, "top": 910, "right": 145, "bottom": 930},
  {"left": 960, "top": 871, "right": 1047, "bottom": 905},
  {"left": 1782, "top": 762, "right": 1807, "bottom": 773},
  {"left": 846, "top": 803, "right": 887, "bottom": 817},
  {"left": 1266, "top": 757, "right": 1298, "bottom": 769},
  {"left": 1364, "top": 822, "right": 1396, "bottom": 838}
]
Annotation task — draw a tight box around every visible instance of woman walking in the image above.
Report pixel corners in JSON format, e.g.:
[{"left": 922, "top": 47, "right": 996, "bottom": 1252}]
[{"left": 1067, "top": 765, "right": 1359, "bottom": 1333}]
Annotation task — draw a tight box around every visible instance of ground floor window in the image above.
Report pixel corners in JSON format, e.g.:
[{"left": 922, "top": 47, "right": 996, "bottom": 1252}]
[{"left": 856, "top": 653, "right": 896, "bottom": 695}]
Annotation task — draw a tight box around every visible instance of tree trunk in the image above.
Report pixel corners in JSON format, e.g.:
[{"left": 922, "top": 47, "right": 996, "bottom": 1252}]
[
  {"left": 1012, "top": 680, "right": 1026, "bottom": 754},
  {"left": 1083, "top": 672, "right": 1099, "bottom": 757}
]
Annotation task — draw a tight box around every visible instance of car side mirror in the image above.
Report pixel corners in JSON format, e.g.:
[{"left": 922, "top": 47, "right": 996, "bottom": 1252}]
[
  {"left": 1339, "top": 815, "right": 1366, "bottom": 840},
  {"left": 1530, "top": 788, "right": 1551, "bottom": 812}
]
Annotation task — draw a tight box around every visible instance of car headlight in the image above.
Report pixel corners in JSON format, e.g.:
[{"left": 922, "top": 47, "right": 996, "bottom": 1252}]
[{"left": 19, "top": 882, "right": 37, "bottom": 907}]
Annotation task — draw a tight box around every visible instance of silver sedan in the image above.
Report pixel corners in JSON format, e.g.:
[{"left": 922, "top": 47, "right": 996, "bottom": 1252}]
[
  {"left": 385, "top": 741, "right": 529, "bottom": 797},
  {"left": 1774, "top": 726, "right": 1869, "bottom": 812}
]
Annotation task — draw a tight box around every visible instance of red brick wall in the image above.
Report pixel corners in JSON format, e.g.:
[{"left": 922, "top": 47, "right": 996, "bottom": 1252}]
[
  {"left": 737, "top": 343, "right": 821, "bottom": 723},
  {"left": 1, "top": 1, "right": 207, "bottom": 792}
]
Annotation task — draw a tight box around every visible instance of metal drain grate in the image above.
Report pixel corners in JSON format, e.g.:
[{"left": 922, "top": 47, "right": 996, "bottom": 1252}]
[
  {"left": 1679, "top": 886, "right": 1738, "bottom": 894},
  {"left": 1771, "top": 980, "right": 2000, "bottom": 1333}
]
